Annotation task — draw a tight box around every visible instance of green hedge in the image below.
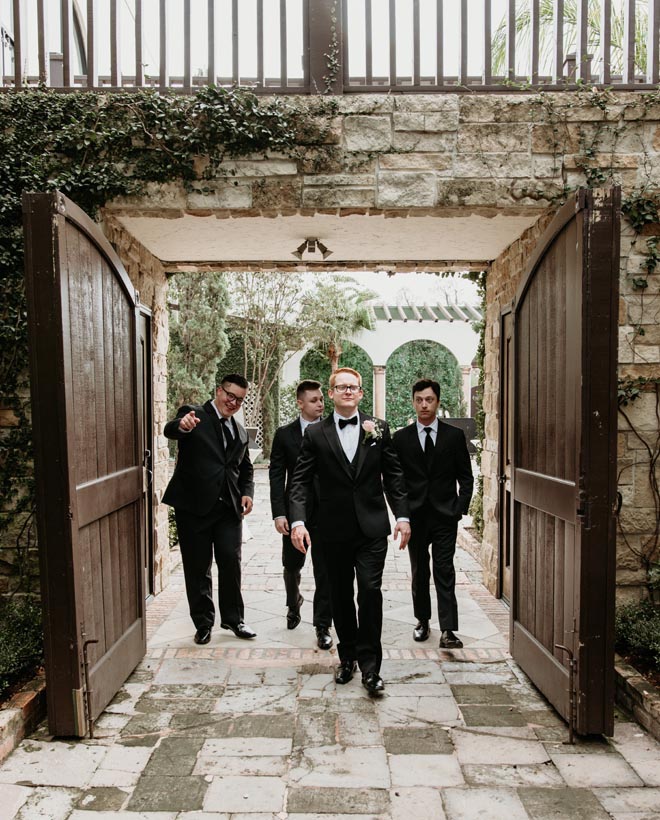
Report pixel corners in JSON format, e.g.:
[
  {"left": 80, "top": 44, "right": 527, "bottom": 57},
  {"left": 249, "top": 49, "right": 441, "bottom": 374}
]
[
  {"left": 0, "top": 596, "right": 43, "bottom": 699},
  {"left": 615, "top": 600, "right": 660, "bottom": 673}
]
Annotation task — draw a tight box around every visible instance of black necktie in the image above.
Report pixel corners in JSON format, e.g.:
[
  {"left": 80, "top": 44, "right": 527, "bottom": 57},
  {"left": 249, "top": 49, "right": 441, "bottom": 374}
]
[
  {"left": 338, "top": 416, "right": 358, "bottom": 429},
  {"left": 424, "top": 427, "right": 434, "bottom": 462},
  {"left": 220, "top": 417, "right": 233, "bottom": 447}
]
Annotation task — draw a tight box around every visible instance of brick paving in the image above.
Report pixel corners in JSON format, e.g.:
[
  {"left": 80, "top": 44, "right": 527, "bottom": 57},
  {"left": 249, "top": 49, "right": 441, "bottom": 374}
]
[{"left": 1, "top": 468, "right": 660, "bottom": 819}]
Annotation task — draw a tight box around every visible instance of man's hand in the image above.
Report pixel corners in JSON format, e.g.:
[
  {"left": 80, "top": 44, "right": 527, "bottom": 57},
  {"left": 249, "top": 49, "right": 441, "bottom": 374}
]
[
  {"left": 393, "top": 521, "right": 411, "bottom": 550},
  {"left": 274, "top": 517, "right": 290, "bottom": 535},
  {"left": 178, "top": 410, "right": 200, "bottom": 432},
  {"left": 291, "top": 525, "right": 310, "bottom": 554},
  {"left": 241, "top": 496, "right": 253, "bottom": 515}
]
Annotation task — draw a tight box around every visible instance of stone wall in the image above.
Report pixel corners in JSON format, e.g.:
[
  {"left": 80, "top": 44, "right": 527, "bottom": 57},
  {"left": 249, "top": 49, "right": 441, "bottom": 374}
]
[
  {"left": 98, "top": 91, "right": 660, "bottom": 599},
  {"left": 102, "top": 217, "right": 171, "bottom": 595}
]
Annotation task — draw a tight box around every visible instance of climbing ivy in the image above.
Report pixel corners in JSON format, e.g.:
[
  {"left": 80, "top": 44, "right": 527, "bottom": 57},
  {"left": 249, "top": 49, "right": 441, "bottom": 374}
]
[{"left": 0, "top": 86, "right": 334, "bottom": 593}]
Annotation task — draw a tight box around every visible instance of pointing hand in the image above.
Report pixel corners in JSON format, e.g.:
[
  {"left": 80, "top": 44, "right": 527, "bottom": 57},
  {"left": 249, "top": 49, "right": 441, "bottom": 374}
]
[{"left": 178, "top": 410, "right": 200, "bottom": 432}]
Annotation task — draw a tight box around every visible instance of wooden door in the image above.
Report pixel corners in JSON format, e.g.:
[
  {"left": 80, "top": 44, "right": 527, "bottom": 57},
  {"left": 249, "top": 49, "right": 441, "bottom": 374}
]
[
  {"left": 499, "top": 309, "right": 513, "bottom": 603},
  {"left": 511, "top": 188, "right": 619, "bottom": 737},
  {"left": 23, "top": 191, "right": 146, "bottom": 737}
]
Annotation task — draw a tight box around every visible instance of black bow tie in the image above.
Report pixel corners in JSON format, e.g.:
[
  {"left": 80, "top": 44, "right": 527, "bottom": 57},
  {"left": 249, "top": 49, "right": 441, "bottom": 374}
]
[{"left": 338, "top": 416, "right": 358, "bottom": 429}]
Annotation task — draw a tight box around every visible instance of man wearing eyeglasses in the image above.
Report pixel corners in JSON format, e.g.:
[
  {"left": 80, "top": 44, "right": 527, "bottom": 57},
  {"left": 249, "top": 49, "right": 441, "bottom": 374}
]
[
  {"left": 289, "top": 367, "right": 410, "bottom": 696},
  {"left": 163, "top": 374, "right": 257, "bottom": 645}
]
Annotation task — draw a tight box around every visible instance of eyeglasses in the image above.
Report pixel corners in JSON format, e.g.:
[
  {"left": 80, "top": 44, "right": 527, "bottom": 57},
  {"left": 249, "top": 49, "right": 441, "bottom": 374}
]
[
  {"left": 219, "top": 385, "right": 245, "bottom": 405},
  {"left": 332, "top": 384, "right": 361, "bottom": 394}
]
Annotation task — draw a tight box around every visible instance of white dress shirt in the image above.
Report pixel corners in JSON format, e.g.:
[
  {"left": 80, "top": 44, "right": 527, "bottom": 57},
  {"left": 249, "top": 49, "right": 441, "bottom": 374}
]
[
  {"left": 334, "top": 410, "right": 360, "bottom": 462},
  {"left": 416, "top": 417, "right": 438, "bottom": 451}
]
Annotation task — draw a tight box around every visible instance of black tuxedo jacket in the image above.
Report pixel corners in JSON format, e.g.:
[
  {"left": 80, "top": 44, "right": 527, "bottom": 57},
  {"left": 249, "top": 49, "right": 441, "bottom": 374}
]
[
  {"left": 269, "top": 417, "right": 320, "bottom": 524},
  {"left": 392, "top": 420, "right": 473, "bottom": 519},
  {"left": 289, "top": 412, "right": 409, "bottom": 539},
  {"left": 162, "top": 400, "right": 254, "bottom": 519}
]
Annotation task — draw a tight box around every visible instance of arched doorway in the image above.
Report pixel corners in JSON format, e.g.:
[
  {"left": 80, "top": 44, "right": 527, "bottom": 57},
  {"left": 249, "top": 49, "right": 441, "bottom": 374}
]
[
  {"left": 386, "top": 340, "right": 465, "bottom": 429},
  {"left": 299, "top": 342, "right": 374, "bottom": 415}
]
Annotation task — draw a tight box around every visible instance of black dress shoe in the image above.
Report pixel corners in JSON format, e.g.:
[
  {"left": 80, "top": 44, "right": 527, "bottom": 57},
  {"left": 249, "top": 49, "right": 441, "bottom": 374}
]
[
  {"left": 316, "top": 626, "right": 333, "bottom": 650},
  {"left": 413, "top": 620, "right": 430, "bottom": 642},
  {"left": 335, "top": 659, "right": 357, "bottom": 685},
  {"left": 220, "top": 621, "right": 257, "bottom": 639},
  {"left": 194, "top": 627, "right": 212, "bottom": 645},
  {"left": 286, "top": 595, "right": 304, "bottom": 630},
  {"left": 362, "top": 672, "right": 385, "bottom": 696},
  {"left": 439, "top": 630, "right": 463, "bottom": 649}
]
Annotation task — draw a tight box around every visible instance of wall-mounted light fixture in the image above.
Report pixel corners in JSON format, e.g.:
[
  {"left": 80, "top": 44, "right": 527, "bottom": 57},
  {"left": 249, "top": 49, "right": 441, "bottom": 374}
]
[{"left": 292, "top": 238, "right": 333, "bottom": 260}]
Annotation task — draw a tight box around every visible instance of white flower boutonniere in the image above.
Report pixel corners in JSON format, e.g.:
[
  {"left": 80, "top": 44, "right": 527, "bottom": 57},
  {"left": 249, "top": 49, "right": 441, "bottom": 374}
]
[{"left": 362, "top": 418, "right": 383, "bottom": 445}]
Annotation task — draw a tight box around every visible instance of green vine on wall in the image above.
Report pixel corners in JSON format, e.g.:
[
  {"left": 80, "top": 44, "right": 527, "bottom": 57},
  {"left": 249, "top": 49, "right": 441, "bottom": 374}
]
[{"left": 0, "top": 86, "right": 333, "bottom": 594}]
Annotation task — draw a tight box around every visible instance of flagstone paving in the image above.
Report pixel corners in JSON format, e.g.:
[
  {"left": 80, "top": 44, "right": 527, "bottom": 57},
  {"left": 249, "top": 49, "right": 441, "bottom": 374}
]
[{"left": 1, "top": 469, "right": 660, "bottom": 819}]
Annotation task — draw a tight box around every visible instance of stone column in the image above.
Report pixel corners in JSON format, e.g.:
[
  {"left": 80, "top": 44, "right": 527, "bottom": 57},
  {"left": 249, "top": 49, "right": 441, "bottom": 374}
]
[
  {"left": 373, "top": 365, "right": 386, "bottom": 418},
  {"left": 461, "top": 365, "right": 471, "bottom": 416}
]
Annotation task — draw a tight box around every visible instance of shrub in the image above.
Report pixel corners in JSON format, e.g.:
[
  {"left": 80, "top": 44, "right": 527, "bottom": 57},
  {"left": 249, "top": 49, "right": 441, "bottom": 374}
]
[
  {"left": 0, "top": 596, "right": 44, "bottom": 699},
  {"left": 615, "top": 600, "right": 660, "bottom": 672}
]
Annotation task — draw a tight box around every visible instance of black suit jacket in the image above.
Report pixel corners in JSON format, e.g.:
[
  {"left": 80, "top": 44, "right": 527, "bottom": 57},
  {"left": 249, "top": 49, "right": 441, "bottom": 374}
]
[
  {"left": 162, "top": 400, "right": 254, "bottom": 519},
  {"left": 289, "top": 412, "right": 409, "bottom": 539},
  {"left": 392, "top": 420, "right": 473, "bottom": 519},
  {"left": 269, "top": 418, "right": 319, "bottom": 525}
]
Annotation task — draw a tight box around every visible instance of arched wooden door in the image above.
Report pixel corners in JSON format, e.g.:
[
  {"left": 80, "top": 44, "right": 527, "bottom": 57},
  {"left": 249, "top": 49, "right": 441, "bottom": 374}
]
[
  {"left": 23, "top": 191, "right": 147, "bottom": 737},
  {"left": 511, "top": 188, "right": 619, "bottom": 737}
]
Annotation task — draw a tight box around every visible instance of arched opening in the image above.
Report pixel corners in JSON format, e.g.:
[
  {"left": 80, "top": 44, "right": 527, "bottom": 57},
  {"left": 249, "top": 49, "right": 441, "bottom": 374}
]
[
  {"left": 386, "top": 340, "right": 465, "bottom": 430},
  {"left": 299, "top": 342, "right": 374, "bottom": 416}
]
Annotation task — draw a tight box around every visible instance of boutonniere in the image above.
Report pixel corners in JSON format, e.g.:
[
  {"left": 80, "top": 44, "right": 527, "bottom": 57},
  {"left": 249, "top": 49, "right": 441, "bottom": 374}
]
[{"left": 362, "top": 418, "right": 383, "bottom": 445}]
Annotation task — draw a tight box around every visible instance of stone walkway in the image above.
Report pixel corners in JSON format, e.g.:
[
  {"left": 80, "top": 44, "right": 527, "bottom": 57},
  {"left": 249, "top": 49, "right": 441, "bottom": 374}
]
[{"left": 2, "top": 469, "right": 660, "bottom": 819}]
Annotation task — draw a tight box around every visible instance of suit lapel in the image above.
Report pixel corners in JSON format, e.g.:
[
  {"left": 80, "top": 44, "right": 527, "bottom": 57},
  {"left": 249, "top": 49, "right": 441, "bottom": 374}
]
[
  {"left": 321, "top": 414, "right": 354, "bottom": 480},
  {"left": 354, "top": 413, "right": 370, "bottom": 479}
]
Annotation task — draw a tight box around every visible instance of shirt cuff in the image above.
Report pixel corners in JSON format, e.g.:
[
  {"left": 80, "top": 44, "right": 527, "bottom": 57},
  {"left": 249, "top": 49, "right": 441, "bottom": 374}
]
[
  {"left": 291, "top": 521, "right": 305, "bottom": 529},
  {"left": 274, "top": 516, "right": 287, "bottom": 522},
  {"left": 396, "top": 517, "right": 410, "bottom": 523}
]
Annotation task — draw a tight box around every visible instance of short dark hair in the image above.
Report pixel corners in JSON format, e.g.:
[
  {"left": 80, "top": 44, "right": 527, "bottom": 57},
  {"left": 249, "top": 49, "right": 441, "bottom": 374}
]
[
  {"left": 220, "top": 374, "right": 249, "bottom": 390},
  {"left": 296, "top": 379, "right": 322, "bottom": 399},
  {"left": 412, "top": 378, "right": 440, "bottom": 400}
]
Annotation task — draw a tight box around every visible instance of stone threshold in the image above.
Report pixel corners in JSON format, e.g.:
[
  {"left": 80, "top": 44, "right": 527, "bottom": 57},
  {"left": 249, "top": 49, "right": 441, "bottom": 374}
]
[{"left": 0, "top": 672, "right": 46, "bottom": 765}]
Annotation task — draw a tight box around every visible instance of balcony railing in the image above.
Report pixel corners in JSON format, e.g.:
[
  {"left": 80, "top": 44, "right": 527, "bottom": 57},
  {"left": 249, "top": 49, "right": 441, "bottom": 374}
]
[{"left": 2, "top": 0, "right": 659, "bottom": 93}]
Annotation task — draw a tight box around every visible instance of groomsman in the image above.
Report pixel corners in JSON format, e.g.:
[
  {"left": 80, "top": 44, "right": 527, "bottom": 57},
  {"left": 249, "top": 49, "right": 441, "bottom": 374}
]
[
  {"left": 163, "top": 375, "right": 257, "bottom": 644},
  {"left": 393, "top": 379, "right": 473, "bottom": 649},
  {"left": 269, "top": 380, "right": 333, "bottom": 649},
  {"left": 289, "top": 367, "right": 410, "bottom": 696}
]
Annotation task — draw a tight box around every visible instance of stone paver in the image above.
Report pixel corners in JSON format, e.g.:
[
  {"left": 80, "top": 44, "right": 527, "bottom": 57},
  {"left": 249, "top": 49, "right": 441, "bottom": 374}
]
[{"left": 2, "top": 470, "right": 660, "bottom": 819}]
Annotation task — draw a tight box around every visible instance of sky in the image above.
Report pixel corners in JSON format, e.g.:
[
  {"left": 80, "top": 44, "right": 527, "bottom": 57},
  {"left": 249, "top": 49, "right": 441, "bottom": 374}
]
[{"left": 316, "top": 270, "right": 480, "bottom": 306}]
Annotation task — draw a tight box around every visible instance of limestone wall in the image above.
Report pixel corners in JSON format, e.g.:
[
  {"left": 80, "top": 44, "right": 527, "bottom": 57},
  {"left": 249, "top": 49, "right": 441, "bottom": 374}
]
[{"left": 100, "top": 89, "right": 660, "bottom": 601}]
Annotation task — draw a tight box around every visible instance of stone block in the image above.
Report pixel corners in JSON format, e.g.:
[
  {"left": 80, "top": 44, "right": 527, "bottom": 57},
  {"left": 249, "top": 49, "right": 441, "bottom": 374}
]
[
  {"left": 531, "top": 123, "right": 580, "bottom": 153},
  {"left": 424, "top": 112, "right": 460, "bottom": 132},
  {"left": 344, "top": 115, "right": 392, "bottom": 152},
  {"left": 221, "top": 159, "right": 298, "bottom": 177},
  {"left": 395, "top": 95, "right": 460, "bottom": 114},
  {"left": 337, "top": 94, "right": 395, "bottom": 114},
  {"left": 392, "top": 131, "right": 457, "bottom": 152},
  {"left": 252, "top": 178, "right": 302, "bottom": 209},
  {"left": 460, "top": 96, "right": 533, "bottom": 123},
  {"left": 533, "top": 155, "right": 563, "bottom": 179},
  {"left": 393, "top": 112, "right": 425, "bottom": 131},
  {"left": 457, "top": 124, "right": 529, "bottom": 153},
  {"left": 379, "top": 152, "right": 453, "bottom": 171},
  {"left": 302, "top": 187, "right": 375, "bottom": 208},
  {"left": 185, "top": 184, "right": 252, "bottom": 210},
  {"left": 376, "top": 171, "right": 436, "bottom": 208},
  {"left": 452, "top": 153, "right": 533, "bottom": 179}
]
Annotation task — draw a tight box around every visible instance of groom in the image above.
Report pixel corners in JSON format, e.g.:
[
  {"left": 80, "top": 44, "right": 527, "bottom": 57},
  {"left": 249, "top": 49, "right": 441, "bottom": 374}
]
[{"left": 290, "top": 367, "right": 410, "bottom": 695}]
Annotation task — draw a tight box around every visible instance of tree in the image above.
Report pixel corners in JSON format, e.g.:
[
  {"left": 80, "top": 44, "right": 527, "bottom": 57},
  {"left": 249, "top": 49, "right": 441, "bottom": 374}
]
[
  {"left": 386, "top": 341, "right": 465, "bottom": 431},
  {"left": 167, "top": 271, "right": 230, "bottom": 417},
  {"left": 493, "top": 0, "right": 648, "bottom": 78},
  {"left": 227, "top": 271, "right": 309, "bottom": 427},
  {"left": 302, "top": 276, "right": 376, "bottom": 372}
]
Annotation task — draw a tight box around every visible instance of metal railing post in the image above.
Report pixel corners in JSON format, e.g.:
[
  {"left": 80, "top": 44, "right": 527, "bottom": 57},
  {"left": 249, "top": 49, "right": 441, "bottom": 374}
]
[{"left": 307, "top": 0, "right": 343, "bottom": 94}]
